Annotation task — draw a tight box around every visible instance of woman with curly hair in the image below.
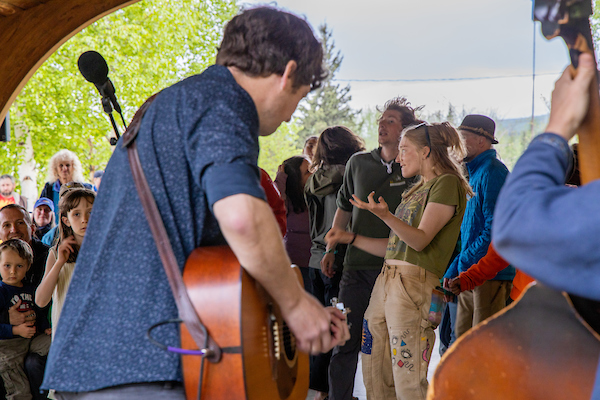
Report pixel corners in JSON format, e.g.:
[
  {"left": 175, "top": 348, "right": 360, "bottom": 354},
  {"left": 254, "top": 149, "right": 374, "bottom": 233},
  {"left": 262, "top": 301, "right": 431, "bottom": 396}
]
[{"left": 39, "top": 150, "right": 91, "bottom": 221}]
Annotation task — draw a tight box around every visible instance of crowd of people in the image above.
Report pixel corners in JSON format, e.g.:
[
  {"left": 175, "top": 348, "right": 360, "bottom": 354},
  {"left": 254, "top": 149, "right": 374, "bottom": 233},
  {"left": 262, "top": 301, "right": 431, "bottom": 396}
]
[
  {"left": 272, "top": 98, "right": 517, "bottom": 400},
  {"left": 0, "top": 150, "right": 102, "bottom": 399},
  {"left": 0, "top": 5, "right": 598, "bottom": 400}
]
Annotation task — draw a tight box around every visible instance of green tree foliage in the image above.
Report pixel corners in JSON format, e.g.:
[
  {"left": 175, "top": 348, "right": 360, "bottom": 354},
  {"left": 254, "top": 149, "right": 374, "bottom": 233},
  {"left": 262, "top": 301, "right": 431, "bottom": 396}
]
[
  {"left": 258, "top": 122, "right": 302, "bottom": 179},
  {"left": 6, "top": 0, "right": 237, "bottom": 190},
  {"left": 356, "top": 107, "right": 380, "bottom": 151},
  {"left": 296, "top": 24, "right": 361, "bottom": 145},
  {"left": 423, "top": 103, "right": 471, "bottom": 127},
  {"left": 592, "top": 0, "right": 600, "bottom": 47},
  {"left": 495, "top": 114, "right": 549, "bottom": 170}
]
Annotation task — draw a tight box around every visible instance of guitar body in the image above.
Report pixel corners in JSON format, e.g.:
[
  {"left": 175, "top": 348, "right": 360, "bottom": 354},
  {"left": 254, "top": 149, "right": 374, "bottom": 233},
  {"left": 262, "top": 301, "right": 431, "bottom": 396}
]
[
  {"left": 428, "top": 283, "right": 600, "bottom": 399},
  {"left": 180, "top": 246, "right": 309, "bottom": 400}
]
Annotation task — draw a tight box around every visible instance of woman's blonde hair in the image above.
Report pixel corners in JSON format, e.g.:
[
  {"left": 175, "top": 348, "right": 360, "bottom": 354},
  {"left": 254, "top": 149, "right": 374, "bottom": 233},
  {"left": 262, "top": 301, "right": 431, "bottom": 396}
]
[
  {"left": 401, "top": 122, "right": 473, "bottom": 198},
  {"left": 46, "top": 149, "right": 85, "bottom": 183}
]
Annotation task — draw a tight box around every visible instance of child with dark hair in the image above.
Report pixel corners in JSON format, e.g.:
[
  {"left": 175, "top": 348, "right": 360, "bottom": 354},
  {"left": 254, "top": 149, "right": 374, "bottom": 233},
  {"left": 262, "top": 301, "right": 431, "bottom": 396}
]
[
  {"left": 36, "top": 188, "right": 96, "bottom": 338},
  {"left": 275, "top": 155, "right": 312, "bottom": 288},
  {"left": 0, "top": 239, "right": 50, "bottom": 400}
]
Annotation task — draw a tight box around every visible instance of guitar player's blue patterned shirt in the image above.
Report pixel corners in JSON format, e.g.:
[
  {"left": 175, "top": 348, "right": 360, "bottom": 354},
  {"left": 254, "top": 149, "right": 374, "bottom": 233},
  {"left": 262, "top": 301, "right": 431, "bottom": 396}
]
[{"left": 42, "top": 65, "right": 266, "bottom": 391}]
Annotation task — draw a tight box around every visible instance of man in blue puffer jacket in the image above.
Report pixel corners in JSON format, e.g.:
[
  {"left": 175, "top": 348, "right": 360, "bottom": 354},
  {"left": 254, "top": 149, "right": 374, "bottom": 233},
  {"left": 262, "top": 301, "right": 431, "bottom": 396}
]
[{"left": 443, "top": 114, "right": 514, "bottom": 340}]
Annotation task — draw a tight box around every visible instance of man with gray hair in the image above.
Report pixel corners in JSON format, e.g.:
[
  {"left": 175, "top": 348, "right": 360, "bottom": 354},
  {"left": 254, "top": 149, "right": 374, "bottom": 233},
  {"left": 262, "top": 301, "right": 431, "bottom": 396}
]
[
  {"left": 443, "top": 114, "right": 513, "bottom": 341},
  {"left": 0, "top": 174, "right": 27, "bottom": 209}
]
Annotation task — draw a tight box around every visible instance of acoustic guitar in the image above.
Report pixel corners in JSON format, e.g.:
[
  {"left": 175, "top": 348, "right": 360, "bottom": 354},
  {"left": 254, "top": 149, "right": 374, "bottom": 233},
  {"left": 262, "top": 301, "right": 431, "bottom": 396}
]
[
  {"left": 428, "top": 1, "right": 600, "bottom": 398},
  {"left": 179, "top": 245, "right": 309, "bottom": 400}
]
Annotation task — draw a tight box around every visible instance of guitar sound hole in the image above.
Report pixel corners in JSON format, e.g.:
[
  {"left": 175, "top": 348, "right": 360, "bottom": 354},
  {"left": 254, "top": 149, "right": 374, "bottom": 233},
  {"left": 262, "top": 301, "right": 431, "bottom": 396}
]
[{"left": 282, "top": 323, "right": 296, "bottom": 360}]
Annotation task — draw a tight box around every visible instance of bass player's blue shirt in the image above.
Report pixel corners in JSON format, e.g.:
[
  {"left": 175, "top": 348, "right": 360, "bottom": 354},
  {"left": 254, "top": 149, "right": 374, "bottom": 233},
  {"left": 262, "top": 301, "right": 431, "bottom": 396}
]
[
  {"left": 494, "top": 133, "right": 600, "bottom": 399},
  {"left": 42, "top": 65, "right": 266, "bottom": 391}
]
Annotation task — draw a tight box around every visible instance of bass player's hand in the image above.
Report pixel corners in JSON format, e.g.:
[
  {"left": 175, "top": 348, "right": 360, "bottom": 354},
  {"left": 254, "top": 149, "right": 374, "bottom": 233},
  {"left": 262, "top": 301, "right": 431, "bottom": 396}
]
[{"left": 546, "top": 52, "right": 596, "bottom": 141}]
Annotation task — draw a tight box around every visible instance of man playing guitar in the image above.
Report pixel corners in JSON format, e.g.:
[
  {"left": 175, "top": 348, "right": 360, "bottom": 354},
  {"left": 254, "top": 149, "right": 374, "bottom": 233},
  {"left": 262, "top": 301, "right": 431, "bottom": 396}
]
[{"left": 41, "top": 7, "right": 349, "bottom": 399}]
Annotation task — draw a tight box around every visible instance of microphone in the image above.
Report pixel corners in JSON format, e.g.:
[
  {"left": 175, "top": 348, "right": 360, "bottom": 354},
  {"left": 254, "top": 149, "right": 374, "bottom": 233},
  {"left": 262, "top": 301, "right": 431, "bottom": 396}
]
[{"left": 77, "top": 51, "right": 122, "bottom": 114}]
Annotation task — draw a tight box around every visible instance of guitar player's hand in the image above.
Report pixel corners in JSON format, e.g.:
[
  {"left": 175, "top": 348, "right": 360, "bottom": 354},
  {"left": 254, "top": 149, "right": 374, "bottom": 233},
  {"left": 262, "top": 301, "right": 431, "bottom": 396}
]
[
  {"left": 546, "top": 52, "right": 596, "bottom": 141},
  {"left": 284, "top": 292, "right": 335, "bottom": 355},
  {"left": 327, "top": 307, "right": 350, "bottom": 347}
]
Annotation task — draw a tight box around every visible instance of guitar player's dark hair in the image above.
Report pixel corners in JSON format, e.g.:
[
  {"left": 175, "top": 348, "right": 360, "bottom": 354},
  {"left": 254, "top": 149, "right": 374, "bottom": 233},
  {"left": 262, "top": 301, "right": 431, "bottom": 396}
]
[{"left": 216, "top": 6, "right": 327, "bottom": 91}]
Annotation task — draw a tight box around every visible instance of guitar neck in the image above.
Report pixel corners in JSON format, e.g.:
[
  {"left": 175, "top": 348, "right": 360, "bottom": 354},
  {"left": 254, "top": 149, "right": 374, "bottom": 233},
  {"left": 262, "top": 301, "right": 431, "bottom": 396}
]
[
  {"left": 534, "top": 0, "right": 600, "bottom": 184},
  {"left": 562, "top": 18, "right": 600, "bottom": 184}
]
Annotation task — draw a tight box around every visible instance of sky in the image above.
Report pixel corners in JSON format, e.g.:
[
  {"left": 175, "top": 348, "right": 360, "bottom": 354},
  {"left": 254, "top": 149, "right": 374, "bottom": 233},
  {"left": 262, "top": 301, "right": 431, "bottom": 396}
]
[{"left": 241, "top": 0, "right": 575, "bottom": 120}]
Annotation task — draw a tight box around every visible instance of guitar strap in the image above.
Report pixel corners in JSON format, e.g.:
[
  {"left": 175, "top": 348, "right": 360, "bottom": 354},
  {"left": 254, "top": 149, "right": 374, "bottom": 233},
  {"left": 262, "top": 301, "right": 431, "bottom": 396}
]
[{"left": 122, "top": 94, "right": 222, "bottom": 363}]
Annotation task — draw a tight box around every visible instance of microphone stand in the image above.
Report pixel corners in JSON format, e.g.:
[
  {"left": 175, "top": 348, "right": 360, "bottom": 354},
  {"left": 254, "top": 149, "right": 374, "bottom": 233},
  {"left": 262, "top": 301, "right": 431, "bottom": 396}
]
[
  {"left": 118, "top": 111, "right": 127, "bottom": 129},
  {"left": 101, "top": 96, "right": 120, "bottom": 146}
]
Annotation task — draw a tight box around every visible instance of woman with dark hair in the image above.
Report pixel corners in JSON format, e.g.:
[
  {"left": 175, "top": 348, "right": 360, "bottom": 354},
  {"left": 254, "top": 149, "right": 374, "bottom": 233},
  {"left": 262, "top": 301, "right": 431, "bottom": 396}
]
[
  {"left": 326, "top": 122, "right": 471, "bottom": 400},
  {"left": 304, "top": 125, "right": 365, "bottom": 400},
  {"left": 275, "top": 155, "right": 312, "bottom": 288}
]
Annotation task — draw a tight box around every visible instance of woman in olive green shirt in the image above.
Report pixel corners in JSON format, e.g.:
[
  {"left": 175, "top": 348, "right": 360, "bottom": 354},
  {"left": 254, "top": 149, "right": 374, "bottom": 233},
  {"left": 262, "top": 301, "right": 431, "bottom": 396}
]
[{"left": 326, "top": 122, "right": 471, "bottom": 400}]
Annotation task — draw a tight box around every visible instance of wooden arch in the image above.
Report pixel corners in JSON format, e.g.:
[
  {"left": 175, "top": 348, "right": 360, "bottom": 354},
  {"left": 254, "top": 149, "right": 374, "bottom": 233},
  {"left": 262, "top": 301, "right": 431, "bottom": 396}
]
[{"left": 0, "top": 0, "right": 142, "bottom": 122}]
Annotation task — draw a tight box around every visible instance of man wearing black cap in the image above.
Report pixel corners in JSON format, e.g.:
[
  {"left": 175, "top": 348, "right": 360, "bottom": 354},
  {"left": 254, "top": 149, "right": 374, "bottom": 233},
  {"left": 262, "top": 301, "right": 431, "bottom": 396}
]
[{"left": 443, "top": 114, "right": 514, "bottom": 340}]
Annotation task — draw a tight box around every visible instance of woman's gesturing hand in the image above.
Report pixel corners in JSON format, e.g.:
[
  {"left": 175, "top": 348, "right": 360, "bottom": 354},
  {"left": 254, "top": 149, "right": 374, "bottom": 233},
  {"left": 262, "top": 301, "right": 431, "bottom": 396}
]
[{"left": 349, "top": 191, "right": 390, "bottom": 220}]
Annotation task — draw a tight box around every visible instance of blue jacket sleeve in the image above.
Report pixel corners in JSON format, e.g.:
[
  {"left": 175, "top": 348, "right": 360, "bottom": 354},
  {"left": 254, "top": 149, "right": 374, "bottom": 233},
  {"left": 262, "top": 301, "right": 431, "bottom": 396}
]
[
  {"left": 444, "top": 255, "right": 459, "bottom": 279},
  {"left": 493, "top": 133, "right": 600, "bottom": 301},
  {"left": 457, "top": 167, "right": 506, "bottom": 272}
]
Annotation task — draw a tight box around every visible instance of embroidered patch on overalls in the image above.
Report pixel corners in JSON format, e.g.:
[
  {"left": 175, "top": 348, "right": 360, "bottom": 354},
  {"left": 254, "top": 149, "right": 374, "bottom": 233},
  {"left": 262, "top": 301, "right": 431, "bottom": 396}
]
[
  {"left": 422, "top": 339, "right": 430, "bottom": 362},
  {"left": 361, "top": 319, "right": 373, "bottom": 355}
]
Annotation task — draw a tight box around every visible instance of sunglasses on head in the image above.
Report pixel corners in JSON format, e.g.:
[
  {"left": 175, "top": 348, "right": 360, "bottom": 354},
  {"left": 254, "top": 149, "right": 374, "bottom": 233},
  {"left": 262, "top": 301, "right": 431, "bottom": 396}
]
[{"left": 412, "top": 122, "right": 432, "bottom": 158}]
